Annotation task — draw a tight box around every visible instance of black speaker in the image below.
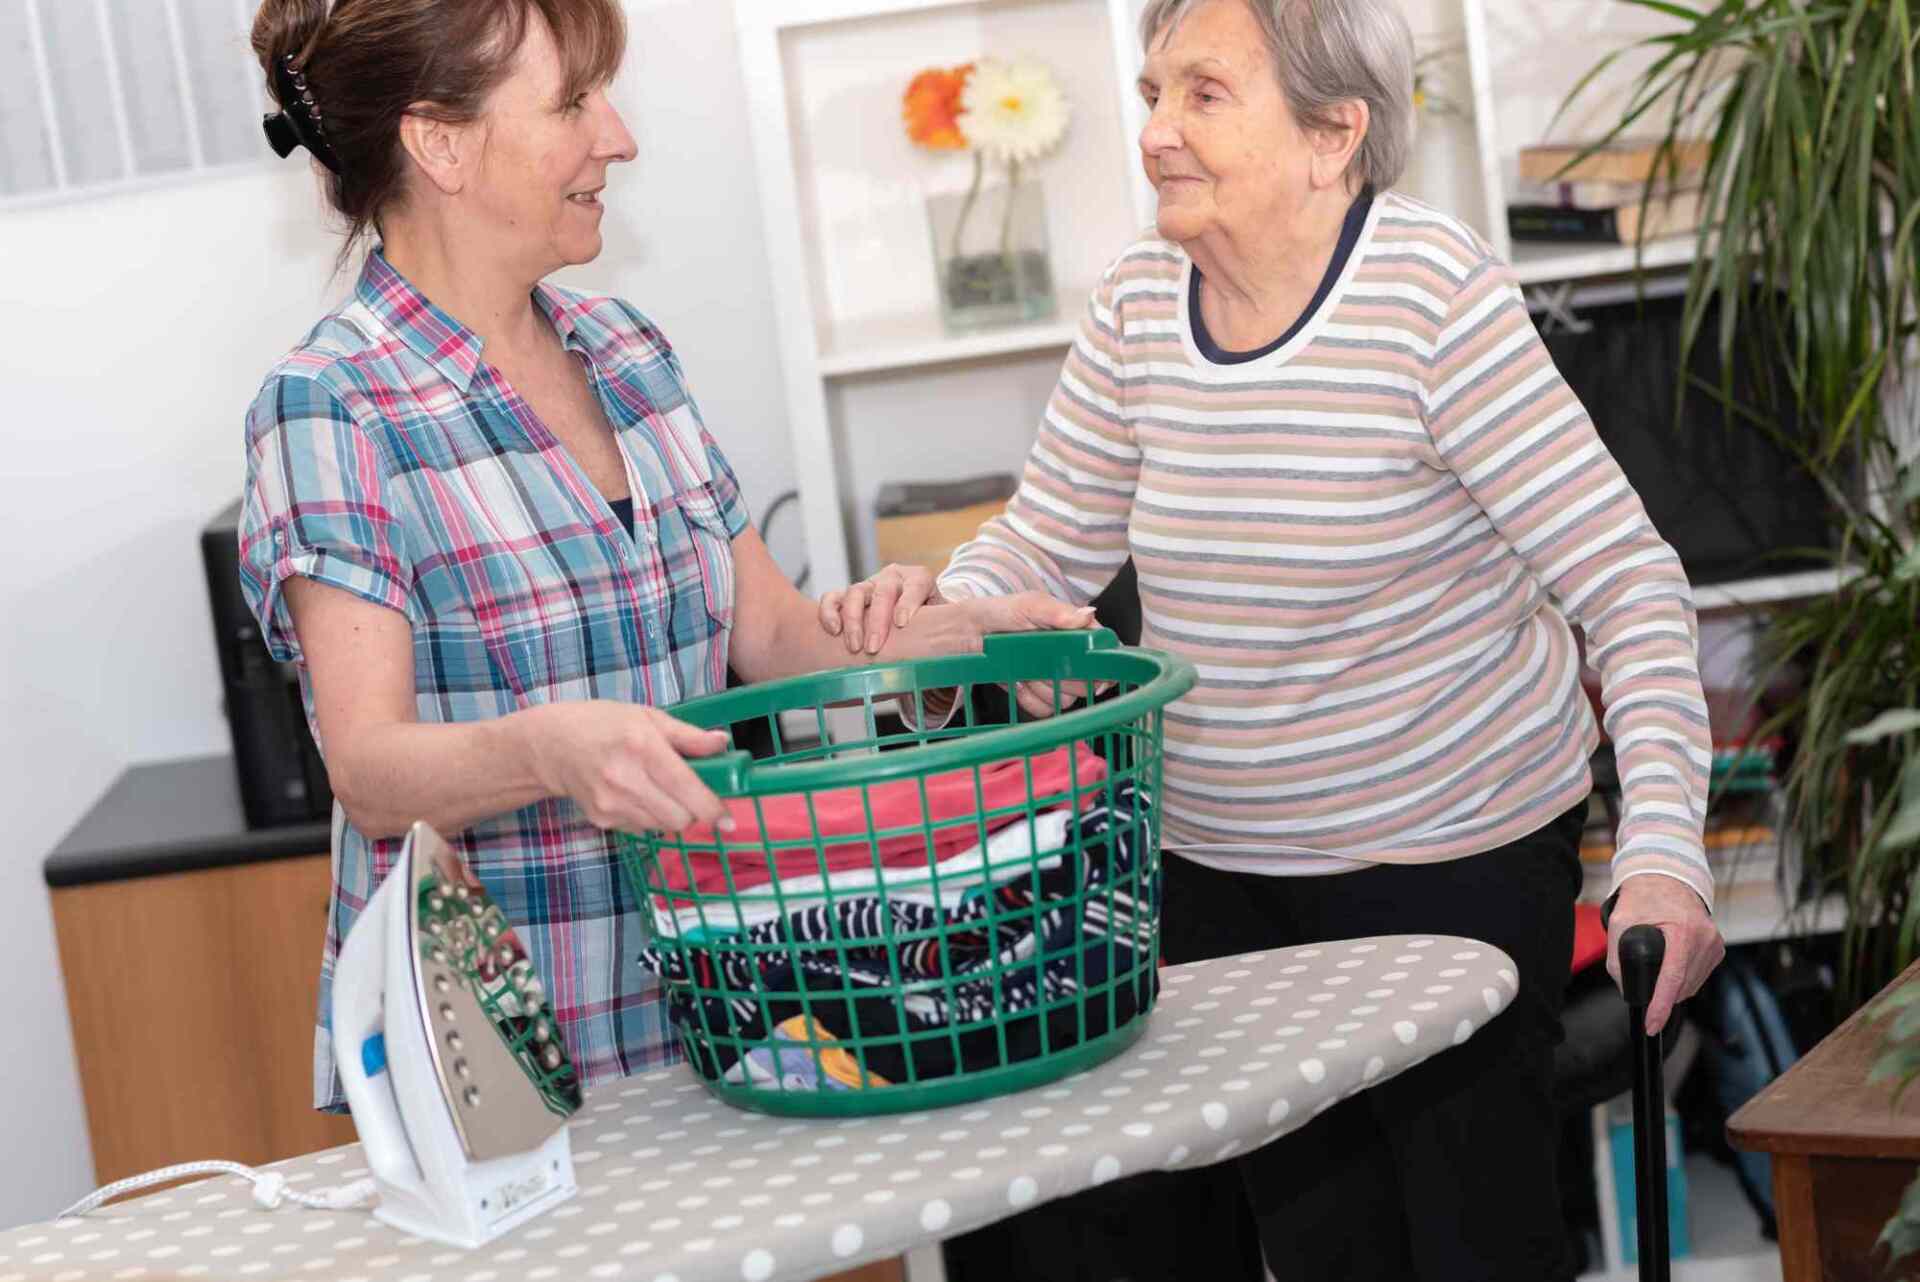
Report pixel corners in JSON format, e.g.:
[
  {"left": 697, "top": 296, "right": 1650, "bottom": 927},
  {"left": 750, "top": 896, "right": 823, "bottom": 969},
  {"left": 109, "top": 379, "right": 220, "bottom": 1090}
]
[{"left": 201, "top": 500, "right": 334, "bottom": 828}]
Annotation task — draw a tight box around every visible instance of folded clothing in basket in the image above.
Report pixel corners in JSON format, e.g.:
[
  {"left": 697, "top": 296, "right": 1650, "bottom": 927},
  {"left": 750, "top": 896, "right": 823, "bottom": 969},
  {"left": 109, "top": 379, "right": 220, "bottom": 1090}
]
[
  {"left": 651, "top": 743, "right": 1108, "bottom": 903},
  {"left": 651, "top": 807, "right": 1076, "bottom": 938},
  {"left": 638, "top": 779, "right": 1156, "bottom": 1089}
]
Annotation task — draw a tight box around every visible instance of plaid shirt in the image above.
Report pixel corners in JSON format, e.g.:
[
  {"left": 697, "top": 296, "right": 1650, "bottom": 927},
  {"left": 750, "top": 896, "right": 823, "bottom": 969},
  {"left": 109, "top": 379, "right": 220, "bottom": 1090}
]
[{"left": 239, "top": 249, "right": 749, "bottom": 1110}]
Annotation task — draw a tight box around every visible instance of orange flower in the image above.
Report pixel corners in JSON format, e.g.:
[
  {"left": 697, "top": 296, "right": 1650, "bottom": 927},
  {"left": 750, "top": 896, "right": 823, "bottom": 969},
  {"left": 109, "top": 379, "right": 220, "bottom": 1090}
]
[{"left": 903, "top": 64, "right": 973, "bottom": 150}]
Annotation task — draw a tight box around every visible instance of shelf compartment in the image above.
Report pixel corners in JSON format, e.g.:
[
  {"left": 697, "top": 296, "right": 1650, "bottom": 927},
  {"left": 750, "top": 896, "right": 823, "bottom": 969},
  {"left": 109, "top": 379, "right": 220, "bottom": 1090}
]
[
  {"left": 817, "top": 289, "right": 1086, "bottom": 376},
  {"left": 1510, "top": 235, "right": 1695, "bottom": 285},
  {"left": 775, "top": 0, "right": 1142, "bottom": 370},
  {"left": 1691, "top": 567, "right": 1853, "bottom": 612}
]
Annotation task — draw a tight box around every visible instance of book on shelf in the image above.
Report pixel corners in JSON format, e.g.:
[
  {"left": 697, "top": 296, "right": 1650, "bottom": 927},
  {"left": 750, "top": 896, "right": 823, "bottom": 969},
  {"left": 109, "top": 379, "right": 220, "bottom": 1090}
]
[
  {"left": 1511, "top": 177, "right": 1688, "bottom": 210},
  {"left": 1581, "top": 810, "right": 1783, "bottom": 903},
  {"left": 1517, "top": 136, "right": 1709, "bottom": 185},
  {"left": 1579, "top": 685, "right": 1787, "bottom": 901},
  {"left": 1508, "top": 188, "right": 1703, "bottom": 245}
]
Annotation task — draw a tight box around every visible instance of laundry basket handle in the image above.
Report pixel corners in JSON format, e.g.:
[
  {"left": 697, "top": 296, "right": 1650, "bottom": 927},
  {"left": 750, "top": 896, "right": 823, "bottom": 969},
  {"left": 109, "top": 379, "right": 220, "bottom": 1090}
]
[
  {"left": 686, "top": 748, "right": 755, "bottom": 797},
  {"left": 673, "top": 631, "right": 1114, "bottom": 798},
  {"left": 980, "top": 627, "right": 1119, "bottom": 673}
]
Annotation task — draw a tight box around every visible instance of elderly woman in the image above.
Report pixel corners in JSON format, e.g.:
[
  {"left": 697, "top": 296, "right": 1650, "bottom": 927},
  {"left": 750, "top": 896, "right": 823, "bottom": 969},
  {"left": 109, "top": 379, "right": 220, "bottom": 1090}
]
[
  {"left": 238, "top": 0, "right": 1082, "bottom": 1113},
  {"left": 822, "top": 0, "right": 1726, "bottom": 1275}
]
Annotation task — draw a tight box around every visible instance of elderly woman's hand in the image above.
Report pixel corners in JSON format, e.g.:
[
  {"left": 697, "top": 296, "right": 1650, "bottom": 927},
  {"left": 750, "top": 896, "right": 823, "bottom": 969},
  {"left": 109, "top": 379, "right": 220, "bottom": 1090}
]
[
  {"left": 1605, "top": 875, "right": 1726, "bottom": 1036},
  {"left": 820, "top": 563, "right": 943, "bottom": 655},
  {"left": 869, "top": 591, "right": 1100, "bottom": 719}
]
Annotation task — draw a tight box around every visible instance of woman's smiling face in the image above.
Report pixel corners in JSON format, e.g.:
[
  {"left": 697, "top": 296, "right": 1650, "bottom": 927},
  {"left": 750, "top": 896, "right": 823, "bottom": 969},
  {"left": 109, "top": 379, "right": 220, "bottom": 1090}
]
[
  {"left": 462, "top": 11, "right": 636, "bottom": 275},
  {"left": 1136, "top": 0, "right": 1312, "bottom": 247}
]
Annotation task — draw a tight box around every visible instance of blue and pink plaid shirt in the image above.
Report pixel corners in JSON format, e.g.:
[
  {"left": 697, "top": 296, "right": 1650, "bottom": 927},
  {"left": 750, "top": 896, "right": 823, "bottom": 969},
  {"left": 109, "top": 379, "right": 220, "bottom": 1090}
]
[{"left": 239, "top": 249, "right": 749, "bottom": 1110}]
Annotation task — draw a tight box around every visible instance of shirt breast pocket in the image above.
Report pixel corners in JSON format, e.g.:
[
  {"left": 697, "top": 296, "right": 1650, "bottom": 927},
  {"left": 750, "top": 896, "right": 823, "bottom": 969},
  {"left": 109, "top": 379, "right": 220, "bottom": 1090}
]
[{"left": 658, "top": 481, "right": 736, "bottom": 640}]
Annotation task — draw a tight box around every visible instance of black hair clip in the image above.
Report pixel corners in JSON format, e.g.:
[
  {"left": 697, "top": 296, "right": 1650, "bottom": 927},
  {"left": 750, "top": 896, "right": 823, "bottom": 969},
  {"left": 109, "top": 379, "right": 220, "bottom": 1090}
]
[{"left": 263, "top": 53, "right": 341, "bottom": 174}]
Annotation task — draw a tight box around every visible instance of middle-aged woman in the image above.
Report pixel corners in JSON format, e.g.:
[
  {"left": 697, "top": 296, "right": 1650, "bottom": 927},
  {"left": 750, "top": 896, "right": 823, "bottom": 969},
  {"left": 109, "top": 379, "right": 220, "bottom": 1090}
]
[
  {"left": 821, "top": 0, "right": 1728, "bottom": 1277},
  {"left": 236, "top": 0, "right": 1086, "bottom": 1115}
]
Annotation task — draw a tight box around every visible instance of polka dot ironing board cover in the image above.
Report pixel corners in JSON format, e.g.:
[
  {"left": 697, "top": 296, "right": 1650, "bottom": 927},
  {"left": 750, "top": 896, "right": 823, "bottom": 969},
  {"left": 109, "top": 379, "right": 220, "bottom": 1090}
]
[{"left": 0, "top": 936, "right": 1516, "bottom": 1282}]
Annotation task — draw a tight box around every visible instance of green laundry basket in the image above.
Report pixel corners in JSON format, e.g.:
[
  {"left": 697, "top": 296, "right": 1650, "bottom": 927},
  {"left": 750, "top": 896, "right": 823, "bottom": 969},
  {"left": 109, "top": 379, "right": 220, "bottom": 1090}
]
[{"left": 615, "top": 628, "right": 1195, "bottom": 1117}]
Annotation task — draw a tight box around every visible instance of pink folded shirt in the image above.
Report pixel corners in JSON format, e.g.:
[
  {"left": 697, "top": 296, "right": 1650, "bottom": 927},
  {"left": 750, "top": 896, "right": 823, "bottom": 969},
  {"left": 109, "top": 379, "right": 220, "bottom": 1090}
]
[{"left": 654, "top": 743, "right": 1109, "bottom": 901}]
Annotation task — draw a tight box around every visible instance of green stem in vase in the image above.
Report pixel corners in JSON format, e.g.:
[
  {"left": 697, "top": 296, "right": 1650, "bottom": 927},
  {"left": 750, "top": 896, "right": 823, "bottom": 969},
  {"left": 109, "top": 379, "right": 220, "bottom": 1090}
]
[
  {"left": 998, "top": 156, "right": 1021, "bottom": 263},
  {"left": 950, "top": 150, "right": 983, "bottom": 265}
]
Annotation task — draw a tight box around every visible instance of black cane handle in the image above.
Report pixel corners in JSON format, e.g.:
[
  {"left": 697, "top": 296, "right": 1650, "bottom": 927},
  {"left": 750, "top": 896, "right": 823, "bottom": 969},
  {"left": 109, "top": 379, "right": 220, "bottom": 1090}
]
[{"left": 1620, "top": 924, "right": 1666, "bottom": 1010}]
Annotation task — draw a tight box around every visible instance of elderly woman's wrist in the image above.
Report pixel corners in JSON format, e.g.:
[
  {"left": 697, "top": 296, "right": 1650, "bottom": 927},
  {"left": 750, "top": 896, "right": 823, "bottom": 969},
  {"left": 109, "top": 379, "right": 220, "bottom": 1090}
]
[{"left": 1605, "top": 868, "right": 1714, "bottom": 925}]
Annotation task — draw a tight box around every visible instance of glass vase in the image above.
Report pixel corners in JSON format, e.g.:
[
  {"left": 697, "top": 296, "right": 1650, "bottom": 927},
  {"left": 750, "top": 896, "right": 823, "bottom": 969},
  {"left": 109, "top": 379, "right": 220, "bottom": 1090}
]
[{"left": 925, "top": 177, "right": 1057, "bottom": 334}]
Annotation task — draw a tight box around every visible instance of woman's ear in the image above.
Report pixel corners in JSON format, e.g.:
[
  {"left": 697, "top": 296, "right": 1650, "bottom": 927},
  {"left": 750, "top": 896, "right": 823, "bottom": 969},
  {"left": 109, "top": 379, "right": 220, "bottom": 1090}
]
[
  {"left": 1308, "top": 98, "right": 1369, "bottom": 194},
  {"left": 397, "top": 110, "right": 471, "bottom": 196}
]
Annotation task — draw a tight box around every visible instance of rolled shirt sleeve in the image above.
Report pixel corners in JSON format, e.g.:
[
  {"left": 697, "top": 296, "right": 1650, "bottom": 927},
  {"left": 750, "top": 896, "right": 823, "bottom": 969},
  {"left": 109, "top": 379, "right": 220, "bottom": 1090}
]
[{"left": 238, "top": 372, "right": 414, "bottom": 665}]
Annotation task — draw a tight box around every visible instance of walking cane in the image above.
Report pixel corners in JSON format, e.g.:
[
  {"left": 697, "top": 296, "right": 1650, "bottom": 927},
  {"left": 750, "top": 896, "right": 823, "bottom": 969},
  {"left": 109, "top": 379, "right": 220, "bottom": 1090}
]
[{"left": 1619, "top": 924, "right": 1670, "bottom": 1282}]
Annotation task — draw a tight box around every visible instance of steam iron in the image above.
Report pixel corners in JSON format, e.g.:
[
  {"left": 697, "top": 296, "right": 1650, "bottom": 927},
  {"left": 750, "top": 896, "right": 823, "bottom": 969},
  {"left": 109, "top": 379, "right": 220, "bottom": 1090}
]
[{"left": 333, "top": 821, "right": 582, "bottom": 1248}]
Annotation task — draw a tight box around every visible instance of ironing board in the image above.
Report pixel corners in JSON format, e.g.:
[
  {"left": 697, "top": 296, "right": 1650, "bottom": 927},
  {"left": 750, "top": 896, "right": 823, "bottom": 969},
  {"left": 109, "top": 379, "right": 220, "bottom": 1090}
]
[{"left": 0, "top": 936, "right": 1517, "bottom": 1282}]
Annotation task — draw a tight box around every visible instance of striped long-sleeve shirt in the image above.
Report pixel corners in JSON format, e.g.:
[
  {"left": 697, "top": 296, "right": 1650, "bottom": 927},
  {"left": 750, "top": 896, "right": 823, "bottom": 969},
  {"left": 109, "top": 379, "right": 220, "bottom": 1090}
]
[{"left": 937, "top": 192, "right": 1714, "bottom": 906}]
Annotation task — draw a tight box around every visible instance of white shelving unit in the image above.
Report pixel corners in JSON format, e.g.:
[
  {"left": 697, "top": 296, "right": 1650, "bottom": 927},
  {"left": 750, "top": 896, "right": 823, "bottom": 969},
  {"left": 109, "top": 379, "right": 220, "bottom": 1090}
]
[
  {"left": 817, "top": 301, "right": 1088, "bottom": 378},
  {"left": 736, "top": 0, "right": 1157, "bottom": 591},
  {"left": 1510, "top": 236, "right": 1697, "bottom": 286},
  {"left": 1693, "top": 567, "right": 1856, "bottom": 613}
]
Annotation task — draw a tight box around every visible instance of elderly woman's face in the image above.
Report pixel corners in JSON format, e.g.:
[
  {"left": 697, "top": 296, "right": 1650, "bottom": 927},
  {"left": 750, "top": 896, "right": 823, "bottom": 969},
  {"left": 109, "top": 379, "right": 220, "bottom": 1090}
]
[
  {"left": 464, "top": 15, "right": 635, "bottom": 274},
  {"left": 1137, "top": 0, "right": 1307, "bottom": 245}
]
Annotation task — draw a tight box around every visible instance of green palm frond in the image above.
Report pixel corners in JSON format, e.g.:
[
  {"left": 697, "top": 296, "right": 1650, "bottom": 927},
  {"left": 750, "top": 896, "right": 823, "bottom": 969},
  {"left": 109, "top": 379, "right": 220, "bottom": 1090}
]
[{"left": 1568, "top": 0, "right": 1920, "bottom": 1011}]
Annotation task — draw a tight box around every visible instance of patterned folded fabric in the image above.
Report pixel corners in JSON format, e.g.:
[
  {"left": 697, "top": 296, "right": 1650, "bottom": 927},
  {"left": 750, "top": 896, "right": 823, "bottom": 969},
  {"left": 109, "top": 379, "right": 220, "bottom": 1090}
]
[
  {"left": 651, "top": 808, "right": 1074, "bottom": 938},
  {"left": 639, "top": 780, "right": 1156, "bottom": 1089},
  {"left": 651, "top": 743, "right": 1108, "bottom": 902}
]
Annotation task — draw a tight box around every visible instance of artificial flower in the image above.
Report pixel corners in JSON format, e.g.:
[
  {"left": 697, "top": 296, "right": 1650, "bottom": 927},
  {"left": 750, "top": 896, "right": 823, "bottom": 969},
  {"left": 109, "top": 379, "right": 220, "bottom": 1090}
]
[
  {"left": 957, "top": 58, "right": 1069, "bottom": 165},
  {"left": 903, "top": 64, "right": 973, "bottom": 150}
]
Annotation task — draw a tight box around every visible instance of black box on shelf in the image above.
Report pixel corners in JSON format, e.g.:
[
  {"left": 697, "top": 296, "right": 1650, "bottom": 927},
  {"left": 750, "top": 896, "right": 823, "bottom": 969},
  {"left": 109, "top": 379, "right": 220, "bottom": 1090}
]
[
  {"left": 200, "top": 500, "right": 334, "bottom": 829},
  {"left": 1532, "top": 290, "right": 1837, "bottom": 588}
]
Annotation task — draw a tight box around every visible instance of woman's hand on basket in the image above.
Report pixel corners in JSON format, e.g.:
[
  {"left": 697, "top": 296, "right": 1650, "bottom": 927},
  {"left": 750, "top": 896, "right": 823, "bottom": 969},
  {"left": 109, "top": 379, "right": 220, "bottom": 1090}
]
[
  {"left": 884, "top": 593, "right": 1095, "bottom": 659},
  {"left": 522, "top": 701, "right": 735, "bottom": 835},
  {"left": 820, "top": 565, "right": 1104, "bottom": 657},
  {"left": 969, "top": 594, "right": 1105, "bottom": 717},
  {"left": 882, "top": 593, "right": 1103, "bottom": 718},
  {"left": 820, "top": 563, "right": 943, "bottom": 655}
]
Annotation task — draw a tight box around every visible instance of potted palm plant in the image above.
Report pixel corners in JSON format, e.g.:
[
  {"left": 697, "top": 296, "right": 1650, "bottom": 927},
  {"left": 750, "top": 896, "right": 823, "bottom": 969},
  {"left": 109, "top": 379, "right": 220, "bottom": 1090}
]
[{"left": 1567, "top": 0, "right": 1920, "bottom": 1000}]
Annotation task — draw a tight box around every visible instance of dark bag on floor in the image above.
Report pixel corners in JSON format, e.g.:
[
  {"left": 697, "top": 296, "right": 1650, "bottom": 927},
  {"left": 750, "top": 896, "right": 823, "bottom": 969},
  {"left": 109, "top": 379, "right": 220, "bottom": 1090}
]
[{"left": 1697, "top": 946, "right": 1805, "bottom": 1236}]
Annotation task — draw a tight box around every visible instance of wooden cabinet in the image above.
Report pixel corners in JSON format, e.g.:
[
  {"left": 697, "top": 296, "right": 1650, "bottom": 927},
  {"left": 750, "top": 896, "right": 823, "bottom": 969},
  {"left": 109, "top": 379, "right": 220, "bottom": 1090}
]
[
  {"left": 1729, "top": 957, "right": 1920, "bottom": 1281},
  {"left": 49, "top": 853, "right": 356, "bottom": 1184}
]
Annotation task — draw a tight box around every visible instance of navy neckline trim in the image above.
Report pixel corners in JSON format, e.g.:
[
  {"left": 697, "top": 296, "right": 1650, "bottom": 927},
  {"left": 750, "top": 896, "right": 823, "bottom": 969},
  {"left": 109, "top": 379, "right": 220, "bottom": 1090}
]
[{"left": 1189, "top": 186, "right": 1375, "bottom": 366}]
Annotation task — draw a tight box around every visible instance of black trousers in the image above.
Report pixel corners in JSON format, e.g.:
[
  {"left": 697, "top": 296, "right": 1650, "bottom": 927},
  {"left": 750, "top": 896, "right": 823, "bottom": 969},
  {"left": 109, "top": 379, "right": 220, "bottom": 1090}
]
[{"left": 943, "top": 802, "right": 1585, "bottom": 1282}]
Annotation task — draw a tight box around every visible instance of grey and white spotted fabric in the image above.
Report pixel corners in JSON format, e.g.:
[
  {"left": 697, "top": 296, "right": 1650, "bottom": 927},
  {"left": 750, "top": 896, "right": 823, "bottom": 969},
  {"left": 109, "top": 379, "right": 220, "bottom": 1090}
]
[{"left": 0, "top": 936, "right": 1516, "bottom": 1282}]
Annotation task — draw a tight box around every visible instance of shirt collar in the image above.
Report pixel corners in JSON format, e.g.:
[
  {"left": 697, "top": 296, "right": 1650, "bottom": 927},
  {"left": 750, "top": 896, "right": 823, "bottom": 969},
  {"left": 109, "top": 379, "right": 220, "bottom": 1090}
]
[
  {"left": 356, "top": 249, "right": 487, "bottom": 393},
  {"left": 356, "top": 251, "right": 603, "bottom": 393},
  {"left": 533, "top": 281, "right": 585, "bottom": 348}
]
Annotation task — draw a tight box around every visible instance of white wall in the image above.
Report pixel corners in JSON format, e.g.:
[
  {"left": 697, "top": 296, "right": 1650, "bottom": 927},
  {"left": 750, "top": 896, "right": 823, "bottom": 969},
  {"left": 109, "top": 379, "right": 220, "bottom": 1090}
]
[{"left": 0, "top": 0, "right": 795, "bottom": 1229}]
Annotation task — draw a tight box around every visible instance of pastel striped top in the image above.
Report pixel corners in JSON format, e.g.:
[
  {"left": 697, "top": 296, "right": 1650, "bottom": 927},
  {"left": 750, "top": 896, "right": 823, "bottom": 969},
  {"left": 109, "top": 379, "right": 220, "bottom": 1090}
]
[{"left": 937, "top": 191, "right": 1713, "bottom": 907}]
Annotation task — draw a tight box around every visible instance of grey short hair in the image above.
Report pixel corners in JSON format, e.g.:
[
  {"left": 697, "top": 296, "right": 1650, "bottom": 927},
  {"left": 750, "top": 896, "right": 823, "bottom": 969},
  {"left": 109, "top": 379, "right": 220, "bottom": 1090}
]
[{"left": 1138, "top": 0, "right": 1416, "bottom": 192}]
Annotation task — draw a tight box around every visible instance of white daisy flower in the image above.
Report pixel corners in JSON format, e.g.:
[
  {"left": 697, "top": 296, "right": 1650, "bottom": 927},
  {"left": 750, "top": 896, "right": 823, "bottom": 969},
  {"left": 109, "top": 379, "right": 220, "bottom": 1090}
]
[{"left": 957, "top": 58, "right": 1070, "bottom": 166}]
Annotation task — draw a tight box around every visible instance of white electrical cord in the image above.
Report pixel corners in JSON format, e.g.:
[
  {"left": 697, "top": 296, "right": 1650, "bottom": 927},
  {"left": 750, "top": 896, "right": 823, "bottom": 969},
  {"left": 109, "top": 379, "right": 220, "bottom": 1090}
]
[{"left": 57, "top": 1160, "right": 376, "bottom": 1220}]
